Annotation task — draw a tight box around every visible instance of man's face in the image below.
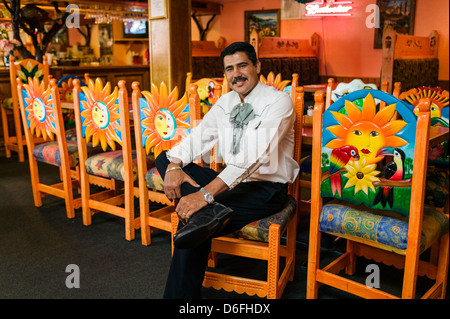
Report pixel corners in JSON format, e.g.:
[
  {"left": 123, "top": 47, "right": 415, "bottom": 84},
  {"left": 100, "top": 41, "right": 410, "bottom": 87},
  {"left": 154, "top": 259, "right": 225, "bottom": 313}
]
[{"left": 223, "top": 51, "right": 260, "bottom": 101}]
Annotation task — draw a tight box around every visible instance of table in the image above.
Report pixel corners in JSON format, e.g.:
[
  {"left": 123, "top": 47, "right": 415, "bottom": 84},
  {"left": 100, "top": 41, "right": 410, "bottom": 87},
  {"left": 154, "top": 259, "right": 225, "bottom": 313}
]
[
  {"left": 429, "top": 126, "right": 449, "bottom": 148},
  {"left": 303, "top": 82, "right": 338, "bottom": 93}
]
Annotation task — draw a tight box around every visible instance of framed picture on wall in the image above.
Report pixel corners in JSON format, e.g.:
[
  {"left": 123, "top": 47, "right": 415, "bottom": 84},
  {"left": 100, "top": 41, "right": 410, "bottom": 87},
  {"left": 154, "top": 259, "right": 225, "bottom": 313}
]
[
  {"left": 374, "top": 0, "right": 416, "bottom": 49},
  {"left": 244, "top": 9, "right": 280, "bottom": 43}
]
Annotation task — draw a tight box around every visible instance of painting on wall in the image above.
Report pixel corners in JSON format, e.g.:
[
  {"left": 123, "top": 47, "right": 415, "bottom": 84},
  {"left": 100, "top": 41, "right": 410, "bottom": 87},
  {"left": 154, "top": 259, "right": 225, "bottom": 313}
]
[
  {"left": 374, "top": 0, "right": 416, "bottom": 49},
  {"left": 244, "top": 9, "right": 280, "bottom": 43}
]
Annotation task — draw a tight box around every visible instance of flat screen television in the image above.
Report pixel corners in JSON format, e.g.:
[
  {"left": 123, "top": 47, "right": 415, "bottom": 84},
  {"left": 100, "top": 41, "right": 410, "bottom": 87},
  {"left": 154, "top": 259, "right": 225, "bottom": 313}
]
[{"left": 123, "top": 19, "right": 148, "bottom": 38}]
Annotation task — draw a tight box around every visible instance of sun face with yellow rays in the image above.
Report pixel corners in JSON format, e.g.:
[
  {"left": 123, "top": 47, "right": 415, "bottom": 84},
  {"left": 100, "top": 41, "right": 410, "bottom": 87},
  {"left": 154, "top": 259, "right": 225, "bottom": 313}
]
[
  {"left": 80, "top": 78, "right": 121, "bottom": 151},
  {"left": 260, "top": 72, "right": 291, "bottom": 91},
  {"left": 139, "top": 82, "right": 190, "bottom": 158},
  {"left": 23, "top": 77, "right": 56, "bottom": 141},
  {"left": 325, "top": 93, "right": 408, "bottom": 164}
]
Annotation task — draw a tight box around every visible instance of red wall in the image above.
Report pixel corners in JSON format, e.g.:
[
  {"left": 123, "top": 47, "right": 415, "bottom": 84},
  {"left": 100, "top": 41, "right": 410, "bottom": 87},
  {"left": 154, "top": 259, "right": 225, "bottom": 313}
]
[{"left": 212, "top": 0, "right": 449, "bottom": 82}]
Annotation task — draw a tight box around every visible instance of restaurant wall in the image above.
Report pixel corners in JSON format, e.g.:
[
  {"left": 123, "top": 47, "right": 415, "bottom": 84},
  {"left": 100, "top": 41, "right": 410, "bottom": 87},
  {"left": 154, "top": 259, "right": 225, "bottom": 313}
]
[{"left": 192, "top": 0, "right": 449, "bottom": 83}]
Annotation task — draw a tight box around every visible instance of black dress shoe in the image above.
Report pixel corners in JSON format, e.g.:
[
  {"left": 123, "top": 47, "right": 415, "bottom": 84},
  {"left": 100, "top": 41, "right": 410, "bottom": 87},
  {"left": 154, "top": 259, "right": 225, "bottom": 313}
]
[{"left": 173, "top": 203, "right": 234, "bottom": 249}]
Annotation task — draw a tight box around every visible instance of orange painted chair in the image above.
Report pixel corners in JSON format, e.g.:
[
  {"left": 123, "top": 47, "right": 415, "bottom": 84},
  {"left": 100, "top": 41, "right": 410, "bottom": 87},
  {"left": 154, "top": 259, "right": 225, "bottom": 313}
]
[
  {"left": 16, "top": 77, "right": 80, "bottom": 218},
  {"left": 132, "top": 81, "right": 216, "bottom": 246},
  {"left": 307, "top": 89, "right": 449, "bottom": 299},
  {"left": 185, "top": 72, "right": 227, "bottom": 117},
  {"left": 399, "top": 86, "right": 449, "bottom": 213},
  {"left": 170, "top": 85, "right": 305, "bottom": 298},
  {"left": 2, "top": 56, "right": 49, "bottom": 162},
  {"left": 73, "top": 78, "right": 139, "bottom": 240}
]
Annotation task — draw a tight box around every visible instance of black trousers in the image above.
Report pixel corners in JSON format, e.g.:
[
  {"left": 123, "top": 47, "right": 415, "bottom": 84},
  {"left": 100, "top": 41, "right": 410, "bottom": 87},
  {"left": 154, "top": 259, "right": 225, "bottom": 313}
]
[{"left": 155, "top": 151, "right": 288, "bottom": 299}]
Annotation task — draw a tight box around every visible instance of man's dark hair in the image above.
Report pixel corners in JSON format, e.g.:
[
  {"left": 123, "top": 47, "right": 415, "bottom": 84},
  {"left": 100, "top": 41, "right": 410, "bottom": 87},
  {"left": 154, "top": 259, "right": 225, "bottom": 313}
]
[{"left": 220, "top": 42, "right": 258, "bottom": 69}]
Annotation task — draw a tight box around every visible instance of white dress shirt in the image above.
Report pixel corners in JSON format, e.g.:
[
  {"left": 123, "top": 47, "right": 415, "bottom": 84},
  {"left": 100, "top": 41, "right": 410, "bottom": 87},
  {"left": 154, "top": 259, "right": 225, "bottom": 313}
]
[{"left": 167, "top": 82, "right": 300, "bottom": 189}]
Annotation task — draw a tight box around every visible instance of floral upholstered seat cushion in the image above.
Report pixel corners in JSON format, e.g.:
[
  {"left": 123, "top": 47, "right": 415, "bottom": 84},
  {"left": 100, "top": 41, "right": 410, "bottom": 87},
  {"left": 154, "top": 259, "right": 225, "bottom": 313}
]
[
  {"left": 32, "top": 141, "right": 102, "bottom": 168},
  {"left": 319, "top": 203, "right": 449, "bottom": 255},
  {"left": 144, "top": 166, "right": 164, "bottom": 191},
  {"left": 2, "top": 97, "right": 13, "bottom": 109},
  {"left": 85, "top": 150, "right": 155, "bottom": 182},
  {"left": 234, "top": 196, "right": 297, "bottom": 242}
]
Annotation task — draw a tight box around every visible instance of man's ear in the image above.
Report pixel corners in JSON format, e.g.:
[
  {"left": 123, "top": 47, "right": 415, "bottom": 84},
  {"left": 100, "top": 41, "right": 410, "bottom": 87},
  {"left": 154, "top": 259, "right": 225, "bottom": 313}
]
[{"left": 256, "top": 60, "right": 261, "bottom": 74}]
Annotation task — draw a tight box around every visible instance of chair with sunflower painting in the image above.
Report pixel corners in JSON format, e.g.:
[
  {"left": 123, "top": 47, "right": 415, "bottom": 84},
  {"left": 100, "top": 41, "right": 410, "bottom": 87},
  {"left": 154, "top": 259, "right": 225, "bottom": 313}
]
[
  {"left": 132, "top": 81, "right": 207, "bottom": 246},
  {"left": 16, "top": 77, "right": 89, "bottom": 219},
  {"left": 307, "top": 89, "right": 449, "bottom": 299},
  {"left": 1, "top": 56, "right": 49, "bottom": 162},
  {"left": 73, "top": 78, "right": 140, "bottom": 241}
]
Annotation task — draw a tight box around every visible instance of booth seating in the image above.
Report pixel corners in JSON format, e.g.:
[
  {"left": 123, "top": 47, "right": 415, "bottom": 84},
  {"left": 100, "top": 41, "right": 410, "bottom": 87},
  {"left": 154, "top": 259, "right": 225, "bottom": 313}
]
[
  {"left": 249, "top": 29, "right": 320, "bottom": 86},
  {"left": 307, "top": 89, "right": 449, "bottom": 299},
  {"left": 2, "top": 56, "right": 49, "bottom": 162},
  {"left": 381, "top": 25, "right": 440, "bottom": 94},
  {"left": 191, "top": 32, "right": 319, "bottom": 85}
]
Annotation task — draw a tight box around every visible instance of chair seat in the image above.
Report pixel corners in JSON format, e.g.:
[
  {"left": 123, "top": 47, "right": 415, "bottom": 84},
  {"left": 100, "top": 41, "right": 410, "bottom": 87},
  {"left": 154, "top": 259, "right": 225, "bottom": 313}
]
[
  {"left": 144, "top": 166, "right": 164, "bottom": 191},
  {"left": 319, "top": 203, "right": 449, "bottom": 255},
  {"left": 233, "top": 196, "right": 297, "bottom": 242},
  {"left": 86, "top": 150, "right": 155, "bottom": 182},
  {"left": 425, "top": 166, "right": 449, "bottom": 209},
  {"left": 2, "top": 97, "right": 13, "bottom": 109},
  {"left": 33, "top": 140, "right": 102, "bottom": 168}
]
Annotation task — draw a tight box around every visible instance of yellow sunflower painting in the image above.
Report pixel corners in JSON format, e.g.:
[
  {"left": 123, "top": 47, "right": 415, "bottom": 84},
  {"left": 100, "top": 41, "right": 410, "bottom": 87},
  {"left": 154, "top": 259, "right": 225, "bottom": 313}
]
[
  {"left": 23, "top": 77, "right": 56, "bottom": 141},
  {"left": 139, "top": 82, "right": 189, "bottom": 158},
  {"left": 80, "top": 78, "right": 121, "bottom": 151}
]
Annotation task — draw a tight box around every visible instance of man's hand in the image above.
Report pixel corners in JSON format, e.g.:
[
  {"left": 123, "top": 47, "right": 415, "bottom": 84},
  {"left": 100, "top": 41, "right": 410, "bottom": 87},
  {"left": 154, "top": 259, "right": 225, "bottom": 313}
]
[
  {"left": 163, "top": 165, "right": 200, "bottom": 200},
  {"left": 176, "top": 191, "right": 207, "bottom": 223}
]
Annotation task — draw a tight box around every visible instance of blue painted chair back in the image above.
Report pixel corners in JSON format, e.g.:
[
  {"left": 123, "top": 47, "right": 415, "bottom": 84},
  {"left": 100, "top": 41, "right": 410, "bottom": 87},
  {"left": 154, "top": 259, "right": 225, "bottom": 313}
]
[{"left": 321, "top": 89, "right": 418, "bottom": 216}]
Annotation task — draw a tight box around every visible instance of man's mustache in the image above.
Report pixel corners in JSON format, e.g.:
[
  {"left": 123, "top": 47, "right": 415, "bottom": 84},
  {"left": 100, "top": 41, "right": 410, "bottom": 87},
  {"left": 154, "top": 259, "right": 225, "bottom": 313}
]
[{"left": 232, "top": 76, "right": 247, "bottom": 85}]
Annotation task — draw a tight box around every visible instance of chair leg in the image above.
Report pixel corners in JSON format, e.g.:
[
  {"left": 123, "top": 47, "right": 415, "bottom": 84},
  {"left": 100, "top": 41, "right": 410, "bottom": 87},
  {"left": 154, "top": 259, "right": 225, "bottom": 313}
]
[
  {"left": 267, "top": 224, "right": 281, "bottom": 299},
  {"left": 81, "top": 173, "right": 92, "bottom": 226},
  {"left": 28, "top": 157, "right": 43, "bottom": 207},
  {"left": 12, "top": 104, "right": 24, "bottom": 162},
  {"left": 345, "top": 240, "right": 356, "bottom": 275},
  {"left": 139, "top": 186, "right": 151, "bottom": 246},
  {"left": 1, "top": 106, "right": 11, "bottom": 158},
  {"left": 307, "top": 230, "right": 321, "bottom": 299},
  {"left": 124, "top": 185, "right": 135, "bottom": 241},
  {"left": 436, "top": 233, "right": 449, "bottom": 298},
  {"left": 61, "top": 165, "right": 75, "bottom": 219}
]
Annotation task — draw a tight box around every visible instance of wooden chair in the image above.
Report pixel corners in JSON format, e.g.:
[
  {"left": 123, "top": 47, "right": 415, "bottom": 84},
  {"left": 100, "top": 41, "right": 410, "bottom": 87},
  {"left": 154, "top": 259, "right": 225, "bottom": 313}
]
[
  {"left": 16, "top": 77, "right": 79, "bottom": 218},
  {"left": 259, "top": 72, "right": 292, "bottom": 92},
  {"left": 73, "top": 78, "right": 137, "bottom": 240},
  {"left": 399, "top": 86, "right": 449, "bottom": 213},
  {"left": 185, "top": 72, "right": 227, "bottom": 117},
  {"left": 171, "top": 85, "right": 305, "bottom": 298},
  {"left": 132, "top": 81, "right": 204, "bottom": 245},
  {"left": 2, "top": 56, "right": 49, "bottom": 162},
  {"left": 307, "top": 89, "right": 449, "bottom": 299}
]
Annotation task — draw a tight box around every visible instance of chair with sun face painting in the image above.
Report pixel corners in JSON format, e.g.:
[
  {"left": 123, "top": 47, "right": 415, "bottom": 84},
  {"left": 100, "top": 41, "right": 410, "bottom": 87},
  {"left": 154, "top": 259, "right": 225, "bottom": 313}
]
[
  {"left": 132, "top": 81, "right": 207, "bottom": 246},
  {"left": 307, "top": 89, "right": 449, "bottom": 299},
  {"left": 1, "top": 56, "right": 49, "bottom": 162},
  {"left": 73, "top": 78, "right": 140, "bottom": 241},
  {"left": 16, "top": 77, "right": 88, "bottom": 218},
  {"left": 190, "top": 85, "right": 304, "bottom": 299}
]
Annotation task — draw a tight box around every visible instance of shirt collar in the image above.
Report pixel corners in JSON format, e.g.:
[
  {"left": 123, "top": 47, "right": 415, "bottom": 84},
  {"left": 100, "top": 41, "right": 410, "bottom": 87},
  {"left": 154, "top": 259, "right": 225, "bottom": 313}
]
[{"left": 227, "top": 82, "right": 269, "bottom": 116}]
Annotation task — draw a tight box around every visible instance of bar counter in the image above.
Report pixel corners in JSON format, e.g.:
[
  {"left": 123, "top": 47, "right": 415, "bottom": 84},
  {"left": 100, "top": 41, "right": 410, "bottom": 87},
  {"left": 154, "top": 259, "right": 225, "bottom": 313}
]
[{"left": 0, "top": 64, "right": 150, "bottom": 99}]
